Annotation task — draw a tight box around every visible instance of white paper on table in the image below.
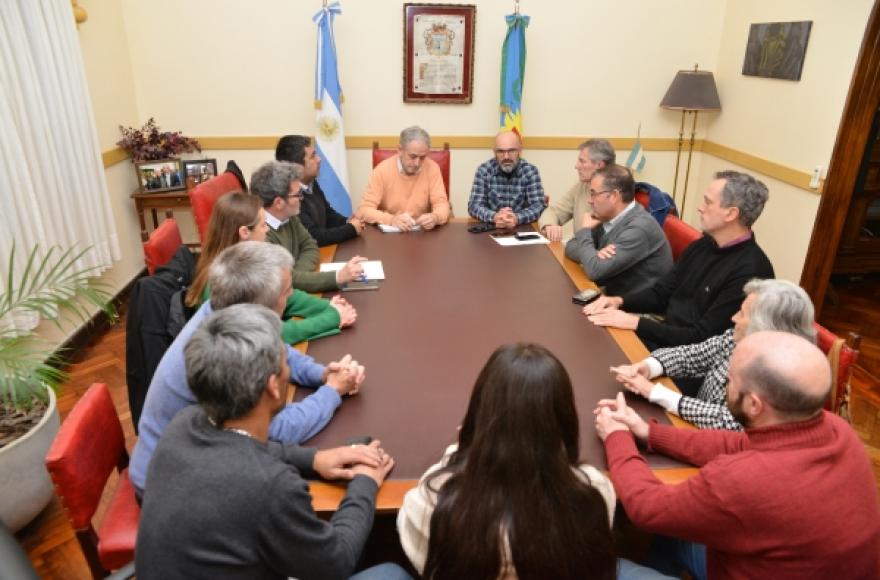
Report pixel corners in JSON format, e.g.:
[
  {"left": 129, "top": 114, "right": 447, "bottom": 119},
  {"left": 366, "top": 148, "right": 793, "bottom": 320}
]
[
  {"left": 378, "top": 223, "right": 422, "bottom": 233},
  {"left": 320, "top": 260, "right": 386, "bottom": 280},
  {"left": 491, "top": 235, "right": 550, "bottom": 246}
]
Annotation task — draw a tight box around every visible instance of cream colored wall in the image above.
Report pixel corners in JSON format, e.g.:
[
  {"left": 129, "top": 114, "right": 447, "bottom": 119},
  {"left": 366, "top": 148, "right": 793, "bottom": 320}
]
[
  {"left": 708, "top": 0, "right": 872, "bottom": 172},
  {"left": 119, "top": 0, "right": 726, "bottom": 141},
  {"left": 680, "top": 0, "right": 875, "bottom": 283}
]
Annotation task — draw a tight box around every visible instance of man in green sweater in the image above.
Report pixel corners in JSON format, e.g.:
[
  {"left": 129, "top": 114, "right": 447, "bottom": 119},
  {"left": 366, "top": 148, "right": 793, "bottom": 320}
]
[{"left": 253, "top": 160, "right": 366, "bottom": 293}]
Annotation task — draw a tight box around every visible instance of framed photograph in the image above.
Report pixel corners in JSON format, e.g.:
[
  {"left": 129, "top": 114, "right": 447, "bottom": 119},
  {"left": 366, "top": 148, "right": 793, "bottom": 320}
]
[
  {"left": 135, "top": 158, "right": 185, "bottom": 194},
  {"left": 742, "top": 21, "right": 813, "bottom": 81},
  {"left": 403, "top": 3, "right": 475, "bottom": 104},
  {"left": 182, "top": 158, "right": 218, "bottom": 189}
]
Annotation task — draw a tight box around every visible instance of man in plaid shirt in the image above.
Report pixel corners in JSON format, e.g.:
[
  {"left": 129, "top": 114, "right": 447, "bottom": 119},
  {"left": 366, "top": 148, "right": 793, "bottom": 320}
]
[{"left": 468, "top": 131, "right": 546, "bottom": 227}]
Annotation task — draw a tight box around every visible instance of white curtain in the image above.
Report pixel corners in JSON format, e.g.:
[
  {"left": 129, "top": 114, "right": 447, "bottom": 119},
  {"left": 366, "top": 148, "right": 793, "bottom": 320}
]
[{"left": 0, "top": 0, "right": 120, "bottom": 329}]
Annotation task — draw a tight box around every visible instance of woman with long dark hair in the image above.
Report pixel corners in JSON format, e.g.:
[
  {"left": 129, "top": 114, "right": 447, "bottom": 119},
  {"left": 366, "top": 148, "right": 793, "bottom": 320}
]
[
  {"left": 185, "top": 191, "right": 356, "bottom": 345},
  {"left": 397, "top": 343, "right": 617, "bottom": 580}
]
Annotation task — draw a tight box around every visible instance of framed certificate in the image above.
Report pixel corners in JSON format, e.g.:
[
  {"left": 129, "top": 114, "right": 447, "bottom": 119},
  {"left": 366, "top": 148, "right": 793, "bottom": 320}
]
[{"left": 403, "top": 4, "right": 476, "bottom": 104}]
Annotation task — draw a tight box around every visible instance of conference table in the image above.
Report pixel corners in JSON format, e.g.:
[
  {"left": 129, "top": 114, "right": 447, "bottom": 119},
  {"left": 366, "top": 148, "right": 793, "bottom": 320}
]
[{"left": 303, "top": 220, "right": 695, "bottom": 512}]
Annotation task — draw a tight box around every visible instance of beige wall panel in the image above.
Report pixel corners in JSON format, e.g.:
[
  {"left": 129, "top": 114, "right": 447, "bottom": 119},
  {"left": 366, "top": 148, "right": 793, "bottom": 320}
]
[{"left": 708, "top": 0, "right": 873, "bottom": 171}]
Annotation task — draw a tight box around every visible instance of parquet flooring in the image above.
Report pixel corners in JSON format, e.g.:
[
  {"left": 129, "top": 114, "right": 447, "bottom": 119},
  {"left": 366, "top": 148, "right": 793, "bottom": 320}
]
[
  {"left": 15, "top": 317, "right": 133, "bottom": 580},
  {"left": 12, "top": 309, "right": 880, "bottom": 579}
]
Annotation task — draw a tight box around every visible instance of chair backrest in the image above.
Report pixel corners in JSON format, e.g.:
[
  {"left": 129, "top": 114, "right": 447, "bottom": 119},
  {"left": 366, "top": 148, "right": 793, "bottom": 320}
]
[
  {"left": 662, "top": 215, "right": 702, "bottom": 261},
  {"left": 45, "top": 383, "right": 126, "bottom": 529},
  {"left": 141, "top": 211, "right": 182, "bottom": 275},
  {"left": 372, "top": 141, "right": 451, "bottom": 197},
  {"left": 188, "top": 172, "right": 243, "bottom": 242},
  {"left": 46, "top": 383, "right": 139, "bottom": 578},
  {"left": 814, "top": 322, "right": 860, "bottom": 415}
]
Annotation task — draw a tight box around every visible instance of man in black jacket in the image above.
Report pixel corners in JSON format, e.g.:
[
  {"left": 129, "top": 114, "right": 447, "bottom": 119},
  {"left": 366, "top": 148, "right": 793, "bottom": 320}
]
[
  {"left": 583, "top": 170, "right": 774, "bottom": 350},
  {"left": 276, "top": 135, "right": 365, "bottom": 246}
]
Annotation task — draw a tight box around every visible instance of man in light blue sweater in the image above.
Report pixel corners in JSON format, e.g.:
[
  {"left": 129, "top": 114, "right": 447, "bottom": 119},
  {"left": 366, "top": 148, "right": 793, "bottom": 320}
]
[{"left": 130, "top": 242, "right": 365, "bottom": 498}]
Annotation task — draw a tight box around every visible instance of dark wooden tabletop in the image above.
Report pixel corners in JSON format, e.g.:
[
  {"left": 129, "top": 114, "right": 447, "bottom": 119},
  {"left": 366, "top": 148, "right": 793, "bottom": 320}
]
[{"left": 301, "top": 222, "right": 693, "bottom": 511}]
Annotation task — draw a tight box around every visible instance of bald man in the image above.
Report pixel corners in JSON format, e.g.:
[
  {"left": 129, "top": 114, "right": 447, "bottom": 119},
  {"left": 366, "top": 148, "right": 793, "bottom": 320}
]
[
  {"left": 467, "top": 131, "right": 546, "bottom": 228},
  {"left": 595, "top": 332, "right": 880, "bottom": 579}
]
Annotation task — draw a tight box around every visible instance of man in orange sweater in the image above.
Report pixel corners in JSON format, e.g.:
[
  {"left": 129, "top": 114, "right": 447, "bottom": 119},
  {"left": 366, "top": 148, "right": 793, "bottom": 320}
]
[
  {"left": 355, "top": 126, "right": 450, "bottom": 232},
  {"left": 596, "top": 331, "right": 880, "bottom": 579}
]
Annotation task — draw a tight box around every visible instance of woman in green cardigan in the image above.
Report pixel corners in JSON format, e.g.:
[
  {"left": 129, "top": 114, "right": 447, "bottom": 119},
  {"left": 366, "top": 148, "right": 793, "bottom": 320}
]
[{"left": 185, "top": 191, "right": 356, "bottom": 344}]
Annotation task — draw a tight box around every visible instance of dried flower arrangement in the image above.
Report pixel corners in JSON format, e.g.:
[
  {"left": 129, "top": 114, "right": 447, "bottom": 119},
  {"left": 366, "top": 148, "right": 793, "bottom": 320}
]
[{"left": 117, "top": 118, "right": 201, "bottom": 162}]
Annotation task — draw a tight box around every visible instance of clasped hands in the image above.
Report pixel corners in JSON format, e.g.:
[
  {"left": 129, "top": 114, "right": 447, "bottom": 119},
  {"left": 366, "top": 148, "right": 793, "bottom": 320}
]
[
  {"left": 329, "top": 295, "right": 357, "bottom": 328},
  {"left": 313, "top": 439, "right": 395, "bottom": 487},
  {"left": 391, "top": 212, "right": 438, "bottom": 231},
  {"left": 493, "top": 207, "right": 519, "bottom": 229},
  {"left": 593, "top": 391, "right": 650, "bottom": 442},
  {"left": 609, "top": 362, "right": 654, "bottom": 398},
  {"left": 323, "top": 354, "right": 366, "bottom": 396}
]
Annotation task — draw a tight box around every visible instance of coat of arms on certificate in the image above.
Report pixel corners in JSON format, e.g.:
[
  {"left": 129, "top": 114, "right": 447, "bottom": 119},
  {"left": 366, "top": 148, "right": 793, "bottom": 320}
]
[{"left": 404, "top": 4, "right": 475, "bottom": 104}]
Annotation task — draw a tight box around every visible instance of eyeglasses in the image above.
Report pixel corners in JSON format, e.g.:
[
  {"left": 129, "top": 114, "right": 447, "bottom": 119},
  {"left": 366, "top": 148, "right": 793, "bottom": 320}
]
[
  {"left": 494, "top": 148, "right": 520, "bottom": 157},
  {"left": 287, "top": 191, "right": 304, "bottom": 201},
  {"left": 588, "top": 189, "right": 614, "bottom": 199}
]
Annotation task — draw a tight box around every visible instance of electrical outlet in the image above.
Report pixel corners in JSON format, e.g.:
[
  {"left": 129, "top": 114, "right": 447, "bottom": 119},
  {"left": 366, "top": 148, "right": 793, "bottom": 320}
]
[{"left": 810, "top": 166, "right": 822, "bottom": 189}]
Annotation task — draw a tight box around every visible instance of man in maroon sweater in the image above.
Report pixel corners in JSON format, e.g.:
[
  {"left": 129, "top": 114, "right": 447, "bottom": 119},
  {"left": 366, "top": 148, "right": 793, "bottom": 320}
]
[{"left": 596, "top": 331, "right": 880, "bottom": 580}]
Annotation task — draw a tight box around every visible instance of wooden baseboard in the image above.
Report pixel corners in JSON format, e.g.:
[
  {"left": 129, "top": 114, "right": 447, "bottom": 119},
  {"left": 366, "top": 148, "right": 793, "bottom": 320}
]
[{"left": 55, "top": 268, "right": 146, "bottom": 367}]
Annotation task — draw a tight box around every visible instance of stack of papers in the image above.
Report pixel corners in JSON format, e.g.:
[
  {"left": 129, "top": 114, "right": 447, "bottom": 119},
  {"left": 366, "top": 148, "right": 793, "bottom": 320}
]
[
  {"left": 319, "top": 260, "right": 386, "bottom": 279},
  {"left": 378, "top": 224, "right": 422, "bottom": 233},
  {"left": 492, "top": 235, "right": 550, "bottom": 246}
]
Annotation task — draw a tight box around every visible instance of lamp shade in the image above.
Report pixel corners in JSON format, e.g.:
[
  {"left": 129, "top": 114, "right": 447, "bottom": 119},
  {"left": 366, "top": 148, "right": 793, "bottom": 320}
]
[{"left": 660, "top": 69, "right": 721, "bottom": 111}]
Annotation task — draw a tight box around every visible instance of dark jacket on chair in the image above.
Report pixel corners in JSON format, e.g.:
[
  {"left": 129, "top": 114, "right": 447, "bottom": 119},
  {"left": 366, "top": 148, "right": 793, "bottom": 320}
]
[{"left": 126, "top": 246, "right": 196, "bottom": 432}]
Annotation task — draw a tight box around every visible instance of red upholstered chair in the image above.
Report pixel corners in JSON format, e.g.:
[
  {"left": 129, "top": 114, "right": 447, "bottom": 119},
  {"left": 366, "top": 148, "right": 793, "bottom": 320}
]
[
  {"left": 814, "top": 322, "right": 861, "bottom": 417},
  {"left": 188, "top": 172, "right": 244, "bottom": 243},
  {"left": 372, "top": 141, "right": 451, "bottom": 197},
  {"left": 635, "top": 189, "right": 650, "bottom": 209},
  {"left": 662, "top": 215, "right": 702, "bottom": 261},
  {"left": 141, "top": 210, "right": 182, "bottom": 275},
  {"left": 45, "top": 383, "right": 140, "bottom": 579}
]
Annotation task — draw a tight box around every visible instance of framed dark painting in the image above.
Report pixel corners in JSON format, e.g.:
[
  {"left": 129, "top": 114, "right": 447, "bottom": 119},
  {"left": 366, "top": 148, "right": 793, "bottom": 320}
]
[{"left": 742, "top": 21, "right": 812, "bottom": 81}]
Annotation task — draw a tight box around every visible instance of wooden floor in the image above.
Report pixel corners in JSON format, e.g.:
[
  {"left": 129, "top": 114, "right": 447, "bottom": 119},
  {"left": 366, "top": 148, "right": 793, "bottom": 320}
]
[{"left": 13, "top": 307, "right": 880, "bottom": 579}]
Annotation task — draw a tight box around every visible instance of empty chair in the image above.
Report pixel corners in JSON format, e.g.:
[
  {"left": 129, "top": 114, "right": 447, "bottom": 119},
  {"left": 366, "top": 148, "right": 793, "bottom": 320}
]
[
  {"left": 372, "top": 140, "right": 451, "bottom": 197},
  {"left": 188, "top": 172, "right": 243, "bottom": 242},
  {"left": 662, "top": 215, "right": 702, "bottom": 261},
  {"left": 141, "top": 210, "right": 182, "bottom": 275},
  {"left": 45, "top": 383, "right": 140, "bottom": 579},
  {"left": 814, "top": 322, "right": 860, "bottom": 417}
]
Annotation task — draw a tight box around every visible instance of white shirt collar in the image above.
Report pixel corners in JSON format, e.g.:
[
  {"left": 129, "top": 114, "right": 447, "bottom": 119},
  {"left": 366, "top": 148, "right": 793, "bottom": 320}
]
[{"left": 265, "top": 210, "right": 287, "bottom": 230}]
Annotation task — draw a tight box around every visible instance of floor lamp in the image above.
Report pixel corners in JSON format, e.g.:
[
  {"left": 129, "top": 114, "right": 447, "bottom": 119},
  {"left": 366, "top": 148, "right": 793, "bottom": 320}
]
[{"left": 660, "top": 65, "right": 721, "bottom": 217}]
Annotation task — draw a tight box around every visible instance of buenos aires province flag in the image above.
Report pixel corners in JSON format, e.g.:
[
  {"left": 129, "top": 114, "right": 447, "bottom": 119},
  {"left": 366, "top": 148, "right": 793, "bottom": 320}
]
[{"left": 500, "top": 13, "right": 530, "bottom": 135}]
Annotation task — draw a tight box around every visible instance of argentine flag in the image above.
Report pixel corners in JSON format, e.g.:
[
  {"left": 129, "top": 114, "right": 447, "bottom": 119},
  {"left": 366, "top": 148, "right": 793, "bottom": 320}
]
[
  {"left": 313, "top": 2, "right": 352, "bottom": 216},
  {"left": 626, "top": 138, "right": 647, "bottom": 174},
  {"left": 500, "top": 13, "right": 530, "bottom": 135}
]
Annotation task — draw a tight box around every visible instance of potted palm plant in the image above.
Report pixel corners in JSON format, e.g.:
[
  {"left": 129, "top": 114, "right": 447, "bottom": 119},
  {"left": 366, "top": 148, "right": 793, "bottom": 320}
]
[{"left": 0, "top": 245, "right": 115, "bottom": 531}]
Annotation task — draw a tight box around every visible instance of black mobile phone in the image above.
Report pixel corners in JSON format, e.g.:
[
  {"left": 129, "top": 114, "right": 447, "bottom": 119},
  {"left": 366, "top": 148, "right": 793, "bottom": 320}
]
[
  {"left": 468, "top": 222, "right": 496, "bottom": 233},
  {"left": 572, "top": 288, "right": 601, "bottom": 305},
  {"left": 515, "top": 232, "right": 540, "bottom": 241},
  {"left": 344, "top": 435, "right": 373, "bottom": 446}
]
